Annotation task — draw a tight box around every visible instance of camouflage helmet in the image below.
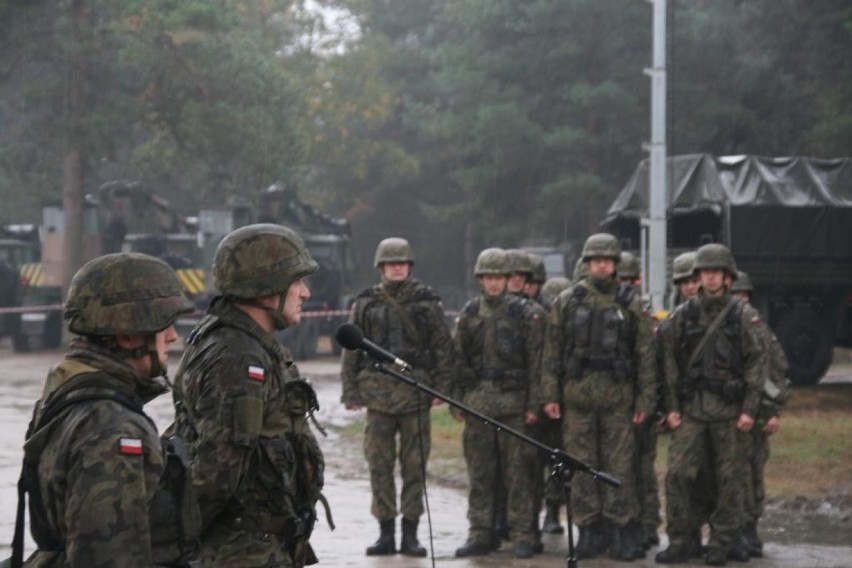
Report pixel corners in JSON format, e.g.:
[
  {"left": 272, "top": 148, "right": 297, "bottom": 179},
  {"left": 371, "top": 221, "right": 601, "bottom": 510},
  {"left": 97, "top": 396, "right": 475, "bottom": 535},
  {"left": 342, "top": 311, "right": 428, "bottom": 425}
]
[
  {"left": 618, "top": 251, "right": 641, "bottom": 279},
  {"left": 65, "top": 253, "right": 194, "bottom": 336},
  {"left": 672, "top": 251, "right": 696, "bottom": 283},
  {"left": 541, "top": 276, "right": 571, "bottom": 304},
  {"left": 374, "top": 237, "right": 414, "bottom": 268},
  {"left": 213, "top": 223, "right": 319, "bottom": 299},
  {"left": 505, "top": 249, "right": 533, "bottom": 275},
  {"left": 474, "top": 247, "right": 509, "bottom": 276},
  {"left": 581, "top": 233, "right": 621, "bottom": 262},
  {"left": 731, "top": 270, "right": 754, "bottom": 293},
  {"left": 528, "top": 253, "right": 546, "bottom": 284},
  {"left": 693, "top": 243, "right": 737, "bottom": 277},
  {"left": 573, "top": 257, "right": 590, "bottom": 281}
]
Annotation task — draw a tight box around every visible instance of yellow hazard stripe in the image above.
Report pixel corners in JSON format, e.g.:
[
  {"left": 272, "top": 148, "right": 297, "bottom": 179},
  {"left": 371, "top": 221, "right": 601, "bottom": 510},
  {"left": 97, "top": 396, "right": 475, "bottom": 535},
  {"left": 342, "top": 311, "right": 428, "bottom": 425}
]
[
  {"left": 20, "top": 263, "right": 45, "bottom": 287},
  {"left": 176, "top": 268, "right": 206, "bottom": 296}
]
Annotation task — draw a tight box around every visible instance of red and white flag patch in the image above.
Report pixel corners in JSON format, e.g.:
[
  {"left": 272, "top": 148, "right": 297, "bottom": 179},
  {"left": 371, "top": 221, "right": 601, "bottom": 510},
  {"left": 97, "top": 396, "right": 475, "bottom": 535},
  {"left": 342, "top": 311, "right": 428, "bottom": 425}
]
[
  {"left": 119, "top": 437, "right": 143, "bottom": 455},
  {"left": 247, "top": 365, "right": 266, "bottom": 382}
]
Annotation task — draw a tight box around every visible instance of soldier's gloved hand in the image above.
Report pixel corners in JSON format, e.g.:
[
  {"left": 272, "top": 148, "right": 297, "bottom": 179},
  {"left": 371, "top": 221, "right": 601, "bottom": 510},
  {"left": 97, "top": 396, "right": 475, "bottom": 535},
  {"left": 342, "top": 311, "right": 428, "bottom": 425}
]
[
  {"left": 764, "top": 415, "right": 780, "bottom": 435},
  {"left": 737, "top": 413, "right": 755, "bottom": 432}
]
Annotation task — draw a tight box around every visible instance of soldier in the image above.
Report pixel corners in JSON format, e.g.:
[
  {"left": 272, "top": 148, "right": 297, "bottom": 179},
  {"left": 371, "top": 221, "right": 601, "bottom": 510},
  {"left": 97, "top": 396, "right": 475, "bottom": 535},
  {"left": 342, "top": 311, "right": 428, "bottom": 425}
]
[
  {"left": 170, "top": 224, "right": 327, "bottom": 567},
  {"left": 523, "top": 253, "right": 547, "bottom": 301},
  {"left": 656, "top": 244, "right": 766, "bottom": 566},
  {"left": 671, "top": 252, "right": 700, "bottom": 306},
  {"left": 340, "top": 237, "right": 454, "bottom": 557},
  {"left": 14, "top": 253, "right": 199, "bottom": 567},
  {"left": 730, "top": 271, "right": 793, "bottom": 558},
  {"left": 506, "top": 248, "right": 534, "bottom": 296},
  {"left": 617, "top": 251, "right": 661, "bottom": 553},
  {"left": 541, "top": 233, "right": 656, "bottom": 561},
  {"left": 453, "top": 247, "right": 544, "bottom": 559}
]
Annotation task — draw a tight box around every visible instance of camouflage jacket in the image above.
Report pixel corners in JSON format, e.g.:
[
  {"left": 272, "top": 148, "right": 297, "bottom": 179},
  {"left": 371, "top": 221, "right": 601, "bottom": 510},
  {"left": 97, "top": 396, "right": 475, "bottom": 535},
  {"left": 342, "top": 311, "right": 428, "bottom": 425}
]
[
  {"left": 662, "top": 293, "right": 766, "bottom": 421},
  {"left": 340, "top": 278, "right": 454, "bottom": 414},
  {"left": 23, "top": 341, "right": 169, "bottom": 568},
  {"left": 452, "top": 291, "right": 544, "bottom": 418},
  {"left": 170, "top": 297, "right": 324, "bottom": 566},
  {"left": 541, "top": 278, "right": 656, "bottom": 415}
]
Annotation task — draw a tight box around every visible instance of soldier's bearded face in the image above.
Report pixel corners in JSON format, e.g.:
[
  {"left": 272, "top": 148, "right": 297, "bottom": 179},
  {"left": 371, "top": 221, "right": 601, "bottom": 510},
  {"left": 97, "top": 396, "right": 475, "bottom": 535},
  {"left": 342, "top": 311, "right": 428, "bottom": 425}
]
[
  {"left": 381, "top": 262, "right": 411, "bottom": 282},
  {"left": 282, "top": 277, "right": 311, "bottom": 325},
  {"left": 480, "top": 275, "right": 508, "bottom": 297}
]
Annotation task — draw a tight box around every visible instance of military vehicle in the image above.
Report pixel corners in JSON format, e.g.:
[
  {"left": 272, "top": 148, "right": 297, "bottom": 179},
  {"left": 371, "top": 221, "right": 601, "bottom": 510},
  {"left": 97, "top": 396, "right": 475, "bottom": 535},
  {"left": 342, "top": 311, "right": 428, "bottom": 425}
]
[
  {"left": 602, "top": 154, "right": 852, "bottom": 386},
  {"left": 0, "top": 226, "right": 40, "bottom": 348}
]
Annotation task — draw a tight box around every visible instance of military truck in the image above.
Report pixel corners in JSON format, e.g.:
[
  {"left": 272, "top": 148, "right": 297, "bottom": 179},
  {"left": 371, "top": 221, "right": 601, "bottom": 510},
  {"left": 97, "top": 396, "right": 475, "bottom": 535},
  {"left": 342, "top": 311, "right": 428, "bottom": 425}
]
[
  {"left": 602, "top": 154, "right": 852, "bottom": 386},
  {"left": 257, "top": 182, "right": 355, "bottom": 359},
  {"left": 0, "top": 227, "right": 40, "bottom": 348}
]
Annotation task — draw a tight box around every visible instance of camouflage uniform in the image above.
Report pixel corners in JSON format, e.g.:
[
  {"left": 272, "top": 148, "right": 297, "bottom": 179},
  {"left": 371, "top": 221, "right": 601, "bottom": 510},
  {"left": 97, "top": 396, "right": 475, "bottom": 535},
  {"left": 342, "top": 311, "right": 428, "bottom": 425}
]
[
  {"left": 453, "top": 250, "right": 544, "bottom": 555},
  {"left": 732, "top": 272, "right": 793, "bottom": 555},
  {"left": 171, "top": 224, "right": 325, "bottom": 568},
  {"left": 340, "top": 238, "right": 454, "bottom": 556},
  {"left": 540, "top": 234, "right": 656, "bottom": 561},
  {"left": 660, "top": 246, "right": 766, "bottom": 561},
  {"left": 18, "top": 253, "right": 197, "bottom": 568}
]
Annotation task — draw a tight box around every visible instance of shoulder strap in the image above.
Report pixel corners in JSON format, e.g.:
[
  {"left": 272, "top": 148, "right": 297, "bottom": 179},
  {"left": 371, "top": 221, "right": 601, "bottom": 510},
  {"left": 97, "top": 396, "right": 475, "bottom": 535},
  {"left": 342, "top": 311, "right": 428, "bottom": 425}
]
[
  {"left": 376, "top": 288, "right": 424, "bottom": 345},
  {"left": 11, "top": 374, "right": 148, "bottom": 567},
  {"left": 685, "top": 297, "right": 739, "bottom": 371}
]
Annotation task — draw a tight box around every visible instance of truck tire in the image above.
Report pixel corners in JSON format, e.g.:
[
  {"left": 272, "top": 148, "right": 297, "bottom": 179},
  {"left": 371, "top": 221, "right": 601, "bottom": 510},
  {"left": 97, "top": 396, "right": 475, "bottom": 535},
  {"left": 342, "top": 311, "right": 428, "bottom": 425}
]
[{"left": 774, "top": 308, "right": 832, "bottom": 386}]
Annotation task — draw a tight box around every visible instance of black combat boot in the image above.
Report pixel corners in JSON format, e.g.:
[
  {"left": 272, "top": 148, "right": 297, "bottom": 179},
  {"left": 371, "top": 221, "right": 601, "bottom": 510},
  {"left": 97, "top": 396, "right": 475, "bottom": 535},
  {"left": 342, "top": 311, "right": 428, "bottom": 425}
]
[
  {"left": 686, "top": 528, "right": 706, "bottom": 558},
  {"left": 595, "top": 519, "right": 612, "bottom": 555},
  {"left": 365, "top": 519, "right": 396, "bottom": 556},
  {"left": 514, "top": 541, "right": 535, "bottom": 559},
  {"left": 575, "top": 524, "right": 598, "bottom": 559},
  {"left": 705, "top": 546, "right": 728, "bottom": 566},
  {"left": 655, "top": 543, "right": 690, "bottom": 564},
  {"left": 542, "top": 500, "right": 565, "bottom": 534},
  {"left": 644, "top": 524, "right": 661, "bottom": 547},
  {"left": 609, "top": 522, "right": 639, "bottom": 562},
  {"left": 400, "top": 517, "right": 427, "bottom": 557},
  {"left": 727, "top": 533, "right": 751, "bottom": 563},
  {"left": 455, "top": 538, "right": 491, "bottom": 557},
  {"left": 743, "top": 522, "right": 763, "bottom": 558}
]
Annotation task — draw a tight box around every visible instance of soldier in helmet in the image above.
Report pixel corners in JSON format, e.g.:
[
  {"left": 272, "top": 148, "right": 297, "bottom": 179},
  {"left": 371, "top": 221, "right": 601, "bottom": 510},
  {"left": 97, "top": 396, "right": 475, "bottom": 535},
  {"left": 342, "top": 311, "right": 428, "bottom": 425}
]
[
  {"left": 505, "top": 249, "right": 534, "bottom": 296},
  {"left": 452, "top": 248, "right": 544, "bottom": 559},
  {"left": 541, "top": 277, "right": 572, "bottom": 308},
  {"left": 170, "top": 224, "right": 327, "bottom": 567},
  {"left": 524, "top": 253, "right": 547, "bottom": 301},
  {"left": 618, "top": 251, "right": 642, "bottom": 287},
  {"left": 14, "top": 253, "right": 198, "bottom": 567},
  {"left": 541, "top": 233, "right": 656, "bottom": 561},
  {"left": 730, "top": 271, "right": 792, "bottom": 558},
  {"left": 656, "top": 244, "right": 766, "bottom": 566},
  {"left": 340, "top": 237, "right": 454, "bottom": 557},
  {"left": 671, "top": 251, "right": 701, "bottom": 305}
]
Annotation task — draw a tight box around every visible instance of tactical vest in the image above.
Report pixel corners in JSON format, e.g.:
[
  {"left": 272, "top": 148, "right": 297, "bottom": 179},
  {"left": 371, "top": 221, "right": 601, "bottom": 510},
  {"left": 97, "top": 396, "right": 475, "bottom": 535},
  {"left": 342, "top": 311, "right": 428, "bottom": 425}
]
[
  {"left": 678, "top": 298, "right": 745, "bottom": 401},
  {"left": 562, "top": 284, "right": 637, "bottom": 381},
  {"left": 355, "top": 284, "right": 438, "bottom": 369},
  {"left": 179, "top": 313, "right": 331, "bottom": 563},
  {"left": 11, "top": 373, "right": 199, "bottom": 568},
  {"left": 460, "top": 295, "right": 527, "bottom": 387}
]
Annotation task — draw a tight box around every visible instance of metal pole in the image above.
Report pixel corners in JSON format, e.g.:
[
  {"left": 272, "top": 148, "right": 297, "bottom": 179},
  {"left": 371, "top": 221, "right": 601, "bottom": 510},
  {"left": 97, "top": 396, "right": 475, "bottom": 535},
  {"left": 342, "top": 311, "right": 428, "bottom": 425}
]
[{"left": 644, "top": 0, "right": 667, "bottom": 312}]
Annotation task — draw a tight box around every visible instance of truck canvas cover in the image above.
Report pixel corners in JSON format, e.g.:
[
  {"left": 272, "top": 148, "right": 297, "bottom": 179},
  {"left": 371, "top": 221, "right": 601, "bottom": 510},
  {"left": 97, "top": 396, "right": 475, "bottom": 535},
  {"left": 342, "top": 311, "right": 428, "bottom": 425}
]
[{"left": 602, "top": 154, "right": 852, "bottom": 264}]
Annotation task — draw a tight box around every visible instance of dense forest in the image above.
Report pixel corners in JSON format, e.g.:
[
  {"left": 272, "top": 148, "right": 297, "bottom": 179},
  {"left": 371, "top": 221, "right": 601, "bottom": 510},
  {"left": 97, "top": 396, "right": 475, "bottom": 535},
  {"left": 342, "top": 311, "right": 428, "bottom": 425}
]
[{"left": 1, "top": 0, "right": 850, "bottom": 296}]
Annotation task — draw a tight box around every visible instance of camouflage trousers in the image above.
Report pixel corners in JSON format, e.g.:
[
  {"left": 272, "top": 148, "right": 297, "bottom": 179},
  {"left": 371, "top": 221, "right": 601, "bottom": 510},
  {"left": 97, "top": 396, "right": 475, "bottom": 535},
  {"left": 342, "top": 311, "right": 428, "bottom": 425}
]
[
  {"left": 665, "top": 416, "right": 744, "bottom": 551},
  {"left": 195, "top": 524, "right": 294, "bottom": 567},
  {"left": 528, "top": 416, "right": 565, "bottom": 520},
  {"left": 463, "top": 414, "right": 535, "bottom": 546},
  {"left": 563, "top": 407, "right": 638, "bottom": 527},
  {"left": 364, "top": 408, "right": 431, "bottom": 521},
  {"left": 635, "top": 421, "right": 662, "bottom": 531},
  {"left": 739, "top": 425, "right": 771, "bottom": 524}
]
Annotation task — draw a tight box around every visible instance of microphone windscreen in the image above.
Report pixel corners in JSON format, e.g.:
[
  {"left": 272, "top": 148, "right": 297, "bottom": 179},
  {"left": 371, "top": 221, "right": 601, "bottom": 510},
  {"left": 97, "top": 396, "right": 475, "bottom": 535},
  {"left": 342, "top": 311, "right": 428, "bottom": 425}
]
[{"left": 335, "top": 323, "right": 364, "bottom": 350}]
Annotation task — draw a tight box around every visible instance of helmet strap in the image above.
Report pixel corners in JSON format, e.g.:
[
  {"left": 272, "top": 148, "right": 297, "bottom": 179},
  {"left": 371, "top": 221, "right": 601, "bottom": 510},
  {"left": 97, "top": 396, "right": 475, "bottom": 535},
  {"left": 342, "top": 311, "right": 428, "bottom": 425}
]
[{"left": 146, "top": 334, "right": 166, "bottom": 377}]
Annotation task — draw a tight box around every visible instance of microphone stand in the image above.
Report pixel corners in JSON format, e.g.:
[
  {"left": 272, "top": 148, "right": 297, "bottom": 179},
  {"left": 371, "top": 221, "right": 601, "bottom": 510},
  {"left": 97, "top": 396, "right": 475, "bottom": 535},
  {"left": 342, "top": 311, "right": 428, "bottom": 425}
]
[{"left": 371, "top": 361, "right": 620, "bottom": 568}]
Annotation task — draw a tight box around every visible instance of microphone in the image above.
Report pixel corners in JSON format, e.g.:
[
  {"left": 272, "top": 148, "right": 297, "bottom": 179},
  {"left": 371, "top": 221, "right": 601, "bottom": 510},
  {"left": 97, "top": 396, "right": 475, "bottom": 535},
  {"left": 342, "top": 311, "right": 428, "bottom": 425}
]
[{"left": 335, "top": 323, "right": 412, "bottom": 372}]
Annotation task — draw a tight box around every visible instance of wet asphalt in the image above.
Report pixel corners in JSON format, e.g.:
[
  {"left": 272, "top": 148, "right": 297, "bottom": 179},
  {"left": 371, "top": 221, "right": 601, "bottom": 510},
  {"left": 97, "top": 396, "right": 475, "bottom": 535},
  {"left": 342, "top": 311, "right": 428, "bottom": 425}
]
[{"left": 0, "top": 346, "right": 850, "bottom": 567}]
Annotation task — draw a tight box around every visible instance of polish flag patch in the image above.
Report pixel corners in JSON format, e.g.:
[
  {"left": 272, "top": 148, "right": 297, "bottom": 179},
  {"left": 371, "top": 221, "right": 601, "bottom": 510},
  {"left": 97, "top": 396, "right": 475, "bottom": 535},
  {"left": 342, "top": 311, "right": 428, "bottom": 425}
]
[
  {"left": 119, "top": 438, "right": 143, "bottom": 455},
  {"left": 247, "top": 365, "right": 266, "bottom": 382}
]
